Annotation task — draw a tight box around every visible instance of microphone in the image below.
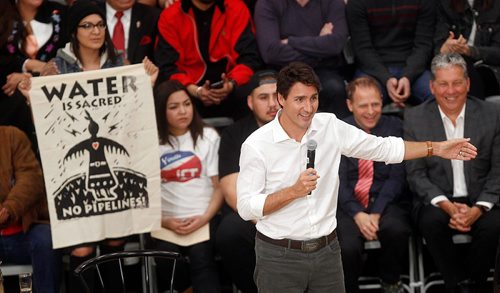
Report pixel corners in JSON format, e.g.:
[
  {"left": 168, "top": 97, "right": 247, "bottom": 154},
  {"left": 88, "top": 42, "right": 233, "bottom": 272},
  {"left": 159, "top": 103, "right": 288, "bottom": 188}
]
[
  {"left": 306, "top": 140, "right": 317, "bottom": 195},
  {"left": 306, "top": 139, "right": 317, "bottom": 169}
]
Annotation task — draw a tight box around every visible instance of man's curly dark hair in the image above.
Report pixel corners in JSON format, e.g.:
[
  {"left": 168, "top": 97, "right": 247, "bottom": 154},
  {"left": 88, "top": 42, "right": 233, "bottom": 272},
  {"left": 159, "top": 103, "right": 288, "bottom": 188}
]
[{"left": 277, "top": 62, "right": 321, "bottom": 99}]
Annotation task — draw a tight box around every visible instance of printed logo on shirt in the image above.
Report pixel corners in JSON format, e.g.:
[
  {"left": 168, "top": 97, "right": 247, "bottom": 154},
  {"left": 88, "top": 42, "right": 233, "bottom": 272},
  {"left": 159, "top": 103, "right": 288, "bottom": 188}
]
[{"left": 160, "top": 151, "right": 202, "bottom": 182}]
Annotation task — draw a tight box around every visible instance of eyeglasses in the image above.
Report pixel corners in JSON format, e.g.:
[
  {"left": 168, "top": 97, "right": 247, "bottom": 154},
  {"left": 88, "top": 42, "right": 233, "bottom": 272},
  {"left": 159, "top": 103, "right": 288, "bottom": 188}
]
[{"left": 77, "top": 22, "right": 107, "bottom": 31}]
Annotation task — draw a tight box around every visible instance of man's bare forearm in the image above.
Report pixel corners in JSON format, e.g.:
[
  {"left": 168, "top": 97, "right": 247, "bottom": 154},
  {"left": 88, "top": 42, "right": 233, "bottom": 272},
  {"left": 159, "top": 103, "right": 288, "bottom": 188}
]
[
  {"left": 403, "top": 139, "right": 476, "bottom": 161},
  {"left": 263, "top": 186, "right": 301, "bottom": 216}
]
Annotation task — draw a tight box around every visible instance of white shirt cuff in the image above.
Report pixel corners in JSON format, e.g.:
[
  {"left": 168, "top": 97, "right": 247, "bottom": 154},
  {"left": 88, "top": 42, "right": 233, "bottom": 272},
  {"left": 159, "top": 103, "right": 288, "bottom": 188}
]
[
  {"left": 475, "top": 201, "right": 494, "bottom": 211},
  {"left": 431, "top": 195, "right": 449, "bottom": 207},
  {"left": 250, "top": 193, "right": 268, "bottom": 218}
]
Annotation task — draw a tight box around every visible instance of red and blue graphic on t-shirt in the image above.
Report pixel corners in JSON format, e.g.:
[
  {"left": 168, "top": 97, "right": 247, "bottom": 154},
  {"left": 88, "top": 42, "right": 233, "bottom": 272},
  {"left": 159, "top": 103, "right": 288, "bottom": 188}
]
[{"left": 160, "top": 151, "right": 202, "bottom": 182}]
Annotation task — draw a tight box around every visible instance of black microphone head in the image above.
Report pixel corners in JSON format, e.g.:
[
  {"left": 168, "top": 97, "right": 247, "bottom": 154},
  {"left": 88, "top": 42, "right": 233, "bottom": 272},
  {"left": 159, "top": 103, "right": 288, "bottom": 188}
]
[{"left": 307, "top": 140, "right": 317, "bottom": 151}]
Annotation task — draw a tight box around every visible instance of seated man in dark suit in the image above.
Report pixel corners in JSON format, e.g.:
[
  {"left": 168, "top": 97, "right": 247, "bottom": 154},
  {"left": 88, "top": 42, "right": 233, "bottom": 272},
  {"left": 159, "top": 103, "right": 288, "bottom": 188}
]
[
  {"left": 215, "top": 70, "right": 278, "bottom": 293},
  {"left": 337, "top": 76, "right": 411, "bottom": 293},
  {"left": 104, "top": 0, "right": 160, "bottom": 64},
  {"left": 405, "top": 53, "right": 500, "bottom": 293}
]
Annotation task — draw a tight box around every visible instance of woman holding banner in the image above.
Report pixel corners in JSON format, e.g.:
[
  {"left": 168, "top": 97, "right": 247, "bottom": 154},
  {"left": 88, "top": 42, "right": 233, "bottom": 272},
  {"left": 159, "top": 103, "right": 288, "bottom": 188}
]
[
  {"left": 40, "top": 1, "right": 158, "bottom": 84},
  {"left": 16, "top": 2, "right": 159, "bottom": 291},
  {"left": 30, "top": 2, "right": 158, "bottom": 292},
  {"left": 154, "top": 80, "right": 223, "bottom": 292}
]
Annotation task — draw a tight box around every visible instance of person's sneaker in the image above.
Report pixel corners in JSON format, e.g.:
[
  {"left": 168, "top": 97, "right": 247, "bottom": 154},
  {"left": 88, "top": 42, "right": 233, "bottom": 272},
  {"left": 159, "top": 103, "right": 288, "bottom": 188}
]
[{"left": 381, "top": 280, "right": 404, "bottom": 293}]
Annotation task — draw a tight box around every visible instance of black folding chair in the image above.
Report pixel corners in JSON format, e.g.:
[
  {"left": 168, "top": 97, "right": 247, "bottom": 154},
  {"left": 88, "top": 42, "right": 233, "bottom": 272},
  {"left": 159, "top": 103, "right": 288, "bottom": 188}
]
[{"left": 74, "top": 250, "right": 182, "bottom": 293}]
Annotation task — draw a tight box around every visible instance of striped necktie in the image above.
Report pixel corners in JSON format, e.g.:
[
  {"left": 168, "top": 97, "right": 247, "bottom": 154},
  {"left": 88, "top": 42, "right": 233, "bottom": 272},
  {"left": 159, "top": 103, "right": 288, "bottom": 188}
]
[{"left": 354, "top": 129, "right": 374, "bottom": 208}]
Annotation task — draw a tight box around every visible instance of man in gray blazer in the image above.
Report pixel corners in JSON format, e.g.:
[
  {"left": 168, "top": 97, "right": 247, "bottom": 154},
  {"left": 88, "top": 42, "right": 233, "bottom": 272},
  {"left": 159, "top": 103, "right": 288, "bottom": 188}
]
[{"left": 404, "top": 53, "right": 500, "bottom": 293}]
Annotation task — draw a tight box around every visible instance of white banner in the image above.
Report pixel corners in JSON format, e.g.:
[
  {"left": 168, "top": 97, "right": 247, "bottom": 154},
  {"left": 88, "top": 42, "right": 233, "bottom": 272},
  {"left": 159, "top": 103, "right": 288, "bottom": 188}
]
[{"left": 30, "top": 64, "right": 161, "bottom": 249}]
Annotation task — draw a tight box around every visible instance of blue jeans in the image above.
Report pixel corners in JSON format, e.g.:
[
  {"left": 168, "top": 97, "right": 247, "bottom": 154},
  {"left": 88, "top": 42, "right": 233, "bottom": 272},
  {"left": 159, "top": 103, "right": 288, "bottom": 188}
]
[
  {"left": 355, "top": 67, "right": 432, "bottom": 105},
  {"left": 254, "top": 237, "right": 345, "bottom": 292},
  {"left": 0, "top": 224, "right": 62, "bottom": 293}
]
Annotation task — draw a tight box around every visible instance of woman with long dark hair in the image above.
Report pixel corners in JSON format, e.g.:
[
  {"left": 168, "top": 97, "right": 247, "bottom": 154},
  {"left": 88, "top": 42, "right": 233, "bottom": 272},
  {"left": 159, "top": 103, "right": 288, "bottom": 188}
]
[
  {"left": 154, "top": 80, "right": 223, "bottom": 292},
  {"left": 435, "top": 0, "right": 500, "bottom": 97},
  {"left": 1, "top": 0, "right": 67, "bottom": 143}
]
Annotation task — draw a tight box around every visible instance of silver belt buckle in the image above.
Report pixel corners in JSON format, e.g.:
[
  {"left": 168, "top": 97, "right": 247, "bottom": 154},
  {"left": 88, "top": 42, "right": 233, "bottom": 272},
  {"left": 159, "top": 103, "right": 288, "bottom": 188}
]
[{"left": 302, "top": 239, "right": 321, "bottom": 252}]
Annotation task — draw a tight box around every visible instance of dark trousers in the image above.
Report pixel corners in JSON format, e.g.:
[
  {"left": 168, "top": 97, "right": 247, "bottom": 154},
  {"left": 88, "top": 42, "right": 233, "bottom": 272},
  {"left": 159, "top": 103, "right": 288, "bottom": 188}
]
[
  {"left": 496, "top": 237, "right": 500, "bottom": 292},
  {"left": 254, "top": 236, "right": 345, "bottom": 292},
  {"left": 68, "top": 241, "right": 126, "bottom": 293},
  {"left": 194, "top": 88, "right": 249, "bottom": 121},
  {"left": 155, "top": 227, "right": 221, "bottom": 293},
  {"left": 315, "top": 67, "right": 350, "bottom": 119},
  {"left": 337, "top": 205, "right": 411, "bottom": 293},
  {"left": 215, "top": 211, "right": 257, "bottom": 293},
  {"left": 418, "top": 202, "right": 500, "bottom": 292}
]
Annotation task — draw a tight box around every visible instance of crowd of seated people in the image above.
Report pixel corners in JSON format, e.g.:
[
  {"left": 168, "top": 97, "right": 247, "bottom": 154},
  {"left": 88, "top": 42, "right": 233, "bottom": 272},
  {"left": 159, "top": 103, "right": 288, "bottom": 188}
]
[{"left": 1, "top": 0, "right": 500, "bottom": 292}]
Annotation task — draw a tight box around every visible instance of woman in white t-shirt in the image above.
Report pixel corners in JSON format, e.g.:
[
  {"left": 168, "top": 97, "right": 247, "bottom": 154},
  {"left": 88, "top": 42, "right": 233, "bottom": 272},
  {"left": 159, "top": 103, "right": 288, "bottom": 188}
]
[{"left": 154, "top": 80, "right": 223, "bottom": 292}]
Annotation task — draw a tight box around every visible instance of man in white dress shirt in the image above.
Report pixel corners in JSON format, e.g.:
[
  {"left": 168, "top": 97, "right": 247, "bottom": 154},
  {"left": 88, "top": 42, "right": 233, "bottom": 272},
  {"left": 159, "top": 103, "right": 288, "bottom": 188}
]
[{"left": 236, "top": 61, "right": 478, "bottom": 292}]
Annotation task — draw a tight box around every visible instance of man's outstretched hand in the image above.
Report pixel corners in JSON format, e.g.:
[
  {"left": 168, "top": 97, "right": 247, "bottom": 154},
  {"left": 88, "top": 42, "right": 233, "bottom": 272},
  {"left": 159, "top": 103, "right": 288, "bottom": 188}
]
[{"left": 434, "top": 138, "right": 477, "bottom": 161}]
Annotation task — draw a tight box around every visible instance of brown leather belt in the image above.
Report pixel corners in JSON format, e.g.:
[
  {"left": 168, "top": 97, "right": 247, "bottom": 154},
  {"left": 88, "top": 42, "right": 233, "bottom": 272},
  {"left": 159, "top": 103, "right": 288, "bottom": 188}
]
[{"left": 256, "top": 230, "right": 337, "bottom": 253}]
